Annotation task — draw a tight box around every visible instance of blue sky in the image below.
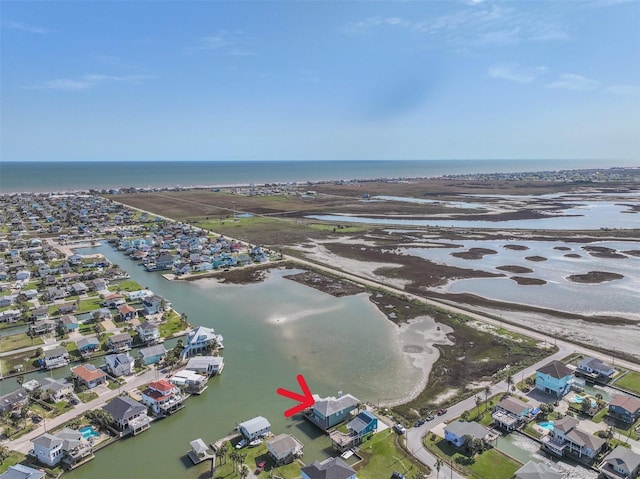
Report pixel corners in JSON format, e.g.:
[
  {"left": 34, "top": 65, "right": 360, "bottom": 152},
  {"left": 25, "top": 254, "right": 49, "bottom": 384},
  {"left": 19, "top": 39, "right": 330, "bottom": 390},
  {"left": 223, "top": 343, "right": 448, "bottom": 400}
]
[{"left": 2, "top": 1, "right": 639, "bottom": 162}]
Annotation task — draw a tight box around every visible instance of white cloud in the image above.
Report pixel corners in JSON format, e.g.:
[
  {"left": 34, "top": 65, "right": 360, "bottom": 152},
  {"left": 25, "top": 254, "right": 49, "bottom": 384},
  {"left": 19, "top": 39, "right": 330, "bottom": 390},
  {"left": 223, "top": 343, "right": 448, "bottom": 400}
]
[
  {"left": 4, "top": 20, "right": 51, "bottom": 34},
  {"left": 188, "top": 31, "right": 253, "bottom": 56},
  {"left": 546, "top": 74, "right": 598, "bottom": 91},
  {"left": 488, "top": 63, "right": 548, "bottom": 83},
  {"left": 26, "top": 74, "right": 156, "bottom": 91}
]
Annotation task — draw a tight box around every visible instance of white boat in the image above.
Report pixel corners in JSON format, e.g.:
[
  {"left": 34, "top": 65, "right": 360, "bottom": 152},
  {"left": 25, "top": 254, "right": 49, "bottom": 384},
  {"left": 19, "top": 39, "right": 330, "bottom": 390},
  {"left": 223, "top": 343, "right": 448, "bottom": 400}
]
[{"left": 248, "top": 438, "right": 263, "bottom": 447}]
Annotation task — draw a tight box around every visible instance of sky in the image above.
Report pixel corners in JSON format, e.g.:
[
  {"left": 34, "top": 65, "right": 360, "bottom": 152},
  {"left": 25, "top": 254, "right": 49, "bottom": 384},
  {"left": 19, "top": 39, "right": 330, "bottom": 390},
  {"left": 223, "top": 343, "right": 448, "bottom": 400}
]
[{"left": 1, "top": 0, "right": 639, "bottom": 162}]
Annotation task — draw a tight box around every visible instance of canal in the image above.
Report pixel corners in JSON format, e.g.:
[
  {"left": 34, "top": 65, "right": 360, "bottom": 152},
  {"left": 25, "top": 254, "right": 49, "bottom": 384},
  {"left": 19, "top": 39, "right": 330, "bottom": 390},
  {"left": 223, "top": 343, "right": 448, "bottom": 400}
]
[{"left": 59, "top": 243, "right": 423, "bottom": 478}]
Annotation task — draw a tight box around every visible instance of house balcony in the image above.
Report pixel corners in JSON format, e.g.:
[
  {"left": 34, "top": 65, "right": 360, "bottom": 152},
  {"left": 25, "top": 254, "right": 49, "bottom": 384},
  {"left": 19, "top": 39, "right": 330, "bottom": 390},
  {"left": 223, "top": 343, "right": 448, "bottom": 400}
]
[
  {"left": 492, "top": 411, "right": 521, "bottom": 431},
  {"left": 598, "top": 462, "right": 631, "bottom": 479},
  {"left": 128, "top": 414, "right": 151, "bottom": 435},
  {"left": 541, "top": 436, "right": 567, "bottom": 456},
  {"left": 158, "top": 395, "right": 185, "bottom": 414},
  {"left": 45, "top": 358, "right": 69, "bottom": 370}
]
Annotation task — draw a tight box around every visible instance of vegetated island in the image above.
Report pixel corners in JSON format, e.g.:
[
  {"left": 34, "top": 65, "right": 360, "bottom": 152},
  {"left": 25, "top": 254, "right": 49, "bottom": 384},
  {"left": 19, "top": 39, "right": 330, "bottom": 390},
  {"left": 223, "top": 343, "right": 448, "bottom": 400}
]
[
  {"left": 525, "top": 255, "right": 548, "bottom": 262},
  {"left": 510, "top": 276, "right": 547, "bottom": 285},
  {"left": 567, "top": 271, "right": 624, "bottom": 283},
  {"left": 450, "top": 248, "right": 498, "bottom": 259},
  {"left": 496, "top": 265, "right": 534, "bottom": 274}
]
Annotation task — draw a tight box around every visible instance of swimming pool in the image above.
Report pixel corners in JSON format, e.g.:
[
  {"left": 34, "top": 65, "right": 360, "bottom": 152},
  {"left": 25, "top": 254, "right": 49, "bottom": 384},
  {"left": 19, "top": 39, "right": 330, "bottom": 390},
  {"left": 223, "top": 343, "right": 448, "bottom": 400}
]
[
  {"left": 79, "top": 426, "right": 99, "bottom": 439},
  {"left": 538, "top": 421, "right": 554, "bottom": 431},
  {"left": 572, "top": 395, "right": 585, "bottom": 404}
]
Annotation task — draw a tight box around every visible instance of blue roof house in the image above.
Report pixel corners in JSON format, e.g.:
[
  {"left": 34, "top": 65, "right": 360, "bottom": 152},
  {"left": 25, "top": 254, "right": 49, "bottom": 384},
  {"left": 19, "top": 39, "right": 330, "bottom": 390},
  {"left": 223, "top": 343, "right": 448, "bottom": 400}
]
[{"left": 535, "top": 361, "right": 574, "bottom": 398}]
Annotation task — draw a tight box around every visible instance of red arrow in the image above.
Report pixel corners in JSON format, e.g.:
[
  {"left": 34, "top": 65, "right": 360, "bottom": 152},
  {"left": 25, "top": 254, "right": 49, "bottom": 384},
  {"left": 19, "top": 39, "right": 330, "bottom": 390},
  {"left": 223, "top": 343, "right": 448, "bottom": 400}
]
[{"left": 277, "top": 374, "right": 315, "bottom": 417}]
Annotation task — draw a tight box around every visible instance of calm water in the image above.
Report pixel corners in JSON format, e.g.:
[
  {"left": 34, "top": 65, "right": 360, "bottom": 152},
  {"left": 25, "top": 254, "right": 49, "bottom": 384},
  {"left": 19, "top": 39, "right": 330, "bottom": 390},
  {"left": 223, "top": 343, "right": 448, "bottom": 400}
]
[
  {"left": 61, "top": 243, "right": 420, "bottom": 479},
  {"left": 0, "top": 159, "right": 625, "bottom": 193},
  {"left": 404, "top": 239, "right": 640, "bottom": 318}
]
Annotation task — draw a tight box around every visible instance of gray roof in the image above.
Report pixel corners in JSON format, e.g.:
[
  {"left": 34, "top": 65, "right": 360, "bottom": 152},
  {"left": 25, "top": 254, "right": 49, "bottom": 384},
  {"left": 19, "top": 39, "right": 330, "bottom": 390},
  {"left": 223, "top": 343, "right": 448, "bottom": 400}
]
[
  {"left": 496, "top": 397, "right": 529, "bottom": 415},
  {"left": 105, "top": 353, "right": 134, "bottom": 368},
  {"left": 45, "top": 346, "right": 67, "bottom": 358},
  {"left": 515, "top": 461, "right": 564, "bottom": 479},
  {"left": 445, "top": 420, "right": 491, "bottom": 440},
  {"left": 103, "top": 396, "right": 146, "bottom": 421},
  {"left": 0, "top": 464, "right": 46, "bottom": 479},
  {"left": 566, "top": 428, "right": 605, "bottom": 452},
  {"left": 314, "top": 394, "right": 359, "bottom": 417},
  {"left": 602, "top": 445, "right": 640, "bottom": 474},
  {"left": 109, "top": 333, "right": 132, "bottom": 343},
  {"left": 32, "top": 433, "right": 63, "bottom": 449},
  {"left": 300, "top": 457, "right": 356, "bottom": 479},
  {"left": 139, "top": 344, "right": 167, "bottom": 357},
  {"left": 578, "top": 357, "right": 614, "bottom": 373},
  {"left": 347, "top": 411, "right": 377, "bottom": 434},
  {"left": 267, "top": 434, "right": 303, "bottom": 456},
  {"left": 537, "top": 360, "right": 572, "bottom": 379},
  {"left": 239, "top": 416, "right": 271, "bottom": 435},
  {"left": 76, "top": 337, "right": 99, "bottom": 349},
  {"left": 39, "top": 377, "right": 71, "bottom": 393},
  {"left": 138, "top": 321, "right": 158, "bottom": 331},
  {"left": 0, "top": 388, "right": 28, "bottom": 409},
  {"left": 553, "top": 416, "right": 579, "bottom": 434},
  {"left": 190, "top": 439, "right": 209, "bottom": 455},
  {"left": 186, "top": 356, "right": 223, "bottom": 369}
]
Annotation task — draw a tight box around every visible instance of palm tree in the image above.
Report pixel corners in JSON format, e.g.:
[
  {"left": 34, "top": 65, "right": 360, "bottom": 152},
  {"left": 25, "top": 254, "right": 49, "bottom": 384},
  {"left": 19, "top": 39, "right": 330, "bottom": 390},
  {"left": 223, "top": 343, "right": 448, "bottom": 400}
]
[
  {"left": 595, "top": 393, "right": 603, "bottom": 408},
  {"left": 475, "top": 396, "right": 482, "bottom": 419},
  {"left": 16, "top": 374, "right": 25, "bottom": 387},
  {"left": 435, "top": 458, "right": 443, "bottom": 479},
  {"left": 240, "top": 464, "right": 250, "bottom": 479},
  {"left": 484, "top": 386, "right": 491, "bottom": 411},
  {"left": 0, "top": 444, "right": 10, "bottom": 465},
  {"left": 506, "top": 375, "right": 514, "bottom": 393},
  {"left": 215, "top": 446, "right": 225, "bottom": 467},
  {"left": 219, "top": 443, "right": 229, "bottom": 465}
]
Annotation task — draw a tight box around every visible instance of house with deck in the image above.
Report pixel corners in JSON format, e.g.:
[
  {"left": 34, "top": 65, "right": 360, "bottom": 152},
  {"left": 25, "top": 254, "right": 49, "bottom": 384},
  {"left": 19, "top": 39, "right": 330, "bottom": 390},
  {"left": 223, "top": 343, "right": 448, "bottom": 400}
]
[
  {"left": 103, "top": 294, "right": 125, "bottom": 308},
  {"left": 535, "top": 360, "right": 574, "bottom": 398},
  {"left": 238, "top": 416, "right": 271, "bottom": 441},
  {"left": 31, "top": 428, "right": 93, "bottom": 468},
  {"left": 0, "top": 464, "right": 46, "bottom": 479},
  {"left": 185, "top": 356, "right": 224, "bottom": 376},
  {"left": 577, "top": 357, "right": 616, "bottom": 382},
  {"left": 609, "top": 394, "right": 640, "bottom": 425},
  {"left": 182, "top": 326, "right": 223, "bottom": 358},
  {"left": 118, "top": 304, "right": 138, "bottom": 321},
  {"left": 71, "top": 364, "right": 107, "bottom": 389},
  {"left": 104, "top": 353, "right": 134, "bottom": 377},
  {"left": 59, "top": 315, "right": 79, "bottom": 332},
  {"left": 307, "top": 393, "right": 360, "bottom": 430},
  {"left": 301, "top": 457, "right": 357, "bottom": 479},
  {"left": 140, "top": 379, "right": 185, "bottom": 416},
  {"left": 541, "top": 415, "right": 605, "bottom": 460},
  {"left": 43, "top": 347, "right": 70, "bottom": 370},
  {"left": 599, "top": 445, "right": 640, "bottom": 479},
  {"left": 142, "top": 295, "right": 165, "bottom": 315},
  {"left": 39, "top": 378, "right": 73, "bottom": 403},
  {"left": 137, "top": 321, "right": 160, "bottom": 344},
  {"left": 108, "top": 333, "right": 133, "bottom": 352},
  {"left": 266, "top": 434, "right": 304, "bottom": 466},
  {"left": 0, "top": 388, "right": 29, "bottom": 412},
  {"left": 492, "top": 396, "right": 532, "bottom": 431},
  {"left": 102, "top": 396, "right": 151, "bottom": 436},
  {"left": 330, "top": 410, "right": 378, "bottom": 451},
  {"left": 514, "top": 461, "right": 564, "bottom": 479},
  {"left": 76, "top": 337, "right": 100, "bottom": 357}
]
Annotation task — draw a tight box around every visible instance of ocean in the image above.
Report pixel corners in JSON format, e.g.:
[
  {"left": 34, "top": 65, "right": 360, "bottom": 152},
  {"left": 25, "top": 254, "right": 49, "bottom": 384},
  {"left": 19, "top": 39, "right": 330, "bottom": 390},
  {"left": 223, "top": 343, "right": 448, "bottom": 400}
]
[{"left": 0, "top": 159, "right": 630, "bottom": 193}]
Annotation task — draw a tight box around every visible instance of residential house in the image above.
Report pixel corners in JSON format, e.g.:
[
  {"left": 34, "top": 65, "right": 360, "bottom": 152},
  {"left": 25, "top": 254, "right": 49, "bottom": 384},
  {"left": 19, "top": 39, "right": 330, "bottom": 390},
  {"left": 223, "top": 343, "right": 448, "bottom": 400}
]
[
  {"left": 69, "top": 254, "right": 83, "bottom": 266},
  {"left": 142, "top": 295, "right": 165, "bottom": 315},
  {"left": 76, "top": 337, "right": 100, "bottom": 356},
  {"left": 307, "top": 393, "right": 360, "bottom": 430},
  {"left": 39, "top": 378, "right": 73, "bottom": 403},
  {"left": 169, "top": 369, "right": 208, "bottom": 394},
  {"left": 21, "top": 289, "right": 39, "bottom": 300},
  {"left": 15, "top": 270, "right": 31, "bottom": 281},
  {"left": 182, "top": 326, "right": 223, "bottom": 358},
  {"left": 90, "top": 308, "right": 112, "bottom": 322},
  {"left": 103, "top": 293, "right": 125, "bottom": 308},
  {"left": 104, "top": 353, "right": 135, "bottom": 377},
  {"left": 266, "top": 434, "right": 304, "bottom": 466},
  {"left": 0, "top": 295, "right": 16, "bottom": 307},
  {"left": 185, "top": 356, "right": 224, "bottom": 376},
  {"left": 29, "top": 319, "right": 56, "bottom": 336},
  {"left": 108, "top": 333, "right": 133, "bottom": 352},
  {"left": 102, "top": 396, "right": 150, "bottom": 435},
  {"left": 173, "top": 262, "right": 191, "bottom": 275},
  {"left": 91, "top": 278, "right": 108, "bottom": 291},
  {"left": 71, "top": 364, "right": 107, "bottom": 389},
  {"left": 140, "top": 379, "right": 184, "bottom": 416},
  {"left": 58, "top": 302, "right": 77, "bottom": 315},
  {"left": 59, "top": 315, "right": 79, "bottom": 332},
  {"left": 139, "top": 344, "right": 167, "bottom": 365},
  {"left": 492, "top": 396, "right": 532, "bottom": 431},
  {"left": 31, "top": 306, "right": 49, "bottom": 321},
  {"left": 31, "top": 428, "right": 92, "bottom": 468},
  {"left": 238, "top": 416, "right": 271, "bottom": 441},
  {"left": 541, "top": 415, "right": 605, "bottom": 460},
  {"left": 514, "top": 461, "right": 564, "bottom": 479},
  {"left": 43, "top": 347, "right": 70, "bottom": 370},
  {"left": 47, "top": 286, "right": 67, "bottom": 300},
  {"left": 444, "top": 420, "right": 492, "bottom": 448},
  {"left": 535, "top": 360, "right": 574, "bottom": 398},
  {"left": 128, "top": 290, "right": 153, "bottom": 301},
  {"left": 301, "top": 457, "right": 357, "bottom": 479},
  {"left": 577, "top": 357, "right": 616, "bottom": 382},
  {"left": 0, "top": 464, "right": 46, "bottom": 479},
  {"left": 156, "top": 253, "right": 175, "bottom": 270},
  {"left": 330, "top": 410, "right": 378, "bottom": 452},
  {"left": 0, "top": 388, "right": 29, "bottom": 412},
  {"left": 0, "top": 309, "right": 21, "bottom": 323},
  {"left": 599, "top": 445, "right": 640, "bottom": 479},
  {"left": 609, "top": 394, "right": 640, "bottom": 425},
  {"left": 136, "top": 321, "right": 160, "bottom": 344},
  {"left": 118, "top": 304, "right": 138, "bottom": 321},
  {"left": 71, "top": 282, "right": 88, "bottom": 295}
]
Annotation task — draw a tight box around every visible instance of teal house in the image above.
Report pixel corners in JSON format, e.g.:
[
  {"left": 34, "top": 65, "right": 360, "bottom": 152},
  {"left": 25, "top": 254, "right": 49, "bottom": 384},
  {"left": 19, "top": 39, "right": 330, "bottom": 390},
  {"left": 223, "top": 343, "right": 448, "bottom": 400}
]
[
  {"left": 308, "top": 393, "right": 360, "bottom": 430},
  {"left": 535, "top": 360, "right": 574, "bottom": 398}
]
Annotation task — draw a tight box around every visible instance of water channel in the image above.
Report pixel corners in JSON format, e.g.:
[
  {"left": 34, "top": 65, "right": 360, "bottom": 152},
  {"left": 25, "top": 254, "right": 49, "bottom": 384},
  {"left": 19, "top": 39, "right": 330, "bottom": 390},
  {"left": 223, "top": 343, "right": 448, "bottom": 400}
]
[{"left": 55, "top": 243, "right": 423, "bottom": 478}]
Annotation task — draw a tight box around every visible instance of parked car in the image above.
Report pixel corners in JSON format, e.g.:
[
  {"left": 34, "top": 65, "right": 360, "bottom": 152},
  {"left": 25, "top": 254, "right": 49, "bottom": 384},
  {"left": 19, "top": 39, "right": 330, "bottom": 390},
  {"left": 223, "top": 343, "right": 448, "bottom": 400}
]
[
  {"left": 235, "top": 438, "right": 247, "bottom": 449},
  {"left": 413, "top": 418, "right": 425, "bottom": 427},
  {"left": 425, "top": 414, "right": 435, "bottom": 421},
  {"left": 391, "top": 472, "right": 405, "bottom": 479},
  {"left": 393, "top": 424, "right": 406, "bottom": 435},
  {"left": 437, "top": 408, "right": 447, "bottom": 415}
]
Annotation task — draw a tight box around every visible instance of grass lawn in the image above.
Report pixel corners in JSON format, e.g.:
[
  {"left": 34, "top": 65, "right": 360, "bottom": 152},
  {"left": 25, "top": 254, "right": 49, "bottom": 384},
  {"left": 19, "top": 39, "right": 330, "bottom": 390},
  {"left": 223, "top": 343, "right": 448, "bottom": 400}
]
[
  {"left": 592, "top": 408, "right": 608, "bottom": 423},
  {"left": 425, "top": 435, "right": 521, "bottom": 479},
  {"left": 76, "top": 297, "right": 104, "bottom": 313},
  {"left": 614, "top": 371, "right": 640, "bottom": 395},
  {"left": 108, "top": 279, "right": 143, "bottom": 292},
  {"left": 0, "top": 451, "right": 27, "bottom": 474},
  {"left": 0, "top": 333, "right": 44, "bottom": 353},
  {"left": 0, "top": 350, "right": 41, "bottom": 376},
  {"left": 356, "top": 428, "right": 430, "bottom": 479},
  {"left": 77, "top": 391, "right": 99, "bottom": 403},
  {"left": 158, "top": 310, "right": 187, "bottom": 338}
]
